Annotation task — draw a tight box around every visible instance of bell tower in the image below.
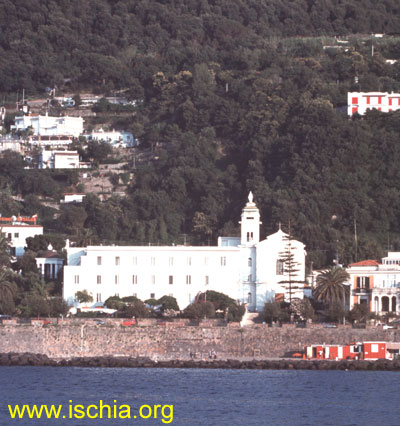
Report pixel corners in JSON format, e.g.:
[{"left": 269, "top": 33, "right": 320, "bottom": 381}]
[{"left": 239, "top": 192, "right": 261, "bottom": 245}]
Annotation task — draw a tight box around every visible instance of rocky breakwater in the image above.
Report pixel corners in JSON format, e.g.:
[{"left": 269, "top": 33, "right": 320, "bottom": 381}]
[{"left": 2, "top": 353, "right": 400, "bottom": 371}]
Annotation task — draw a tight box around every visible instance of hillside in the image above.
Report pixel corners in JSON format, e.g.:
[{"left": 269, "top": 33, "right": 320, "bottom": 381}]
[{"left": 2, "top": 1, "right": 400, "bottom": 267}]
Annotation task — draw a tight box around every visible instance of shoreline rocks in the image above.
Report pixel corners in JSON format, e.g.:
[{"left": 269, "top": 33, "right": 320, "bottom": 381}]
[{"left": 1, "top": 353, "right": 400, "bottom": 370}]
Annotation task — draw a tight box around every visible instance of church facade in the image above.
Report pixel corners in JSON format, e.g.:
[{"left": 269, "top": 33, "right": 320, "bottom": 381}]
[{"left": 63, "top": 194, "right": 307, "bottom": 311}]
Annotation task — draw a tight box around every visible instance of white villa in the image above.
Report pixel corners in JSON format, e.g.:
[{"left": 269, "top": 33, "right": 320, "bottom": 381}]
[
  {"left": 12, "top": 113, "right": 83, "bottom": 138},
  {"left": 85, "top": 128, "right": 136, "bottom": 147},
  {"left": 40, "top": 150, "right": 80, "bottom": 169},
  {"left": 63, "top": 194, "right": 307, "bottom": 311},
  {"left": 0, "top": 219, "right": 43, "bottom": 257},
  {"left": 347, "top": 253, "right": 400, "bottom": 315}
]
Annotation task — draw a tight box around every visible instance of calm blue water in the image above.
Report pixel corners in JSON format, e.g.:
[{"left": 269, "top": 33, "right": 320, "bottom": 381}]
[{"left": 1, "top": 367, "right": 399, "bottom": 426}]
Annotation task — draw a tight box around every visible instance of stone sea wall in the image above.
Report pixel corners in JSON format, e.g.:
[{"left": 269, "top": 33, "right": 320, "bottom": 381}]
[{"left": 1, "top": 321, "right": 399, "bottom": 360}]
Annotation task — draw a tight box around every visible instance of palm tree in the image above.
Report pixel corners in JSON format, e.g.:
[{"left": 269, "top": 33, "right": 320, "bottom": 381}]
[
  {"left": 0, "top": 269, "right": 17, "bottom": 314},
  {"left": 313, "top": 266, "right": 350, "bottom": 307},
  {"left": 0, "top": 231, "right": 11, "bottom": 267}
]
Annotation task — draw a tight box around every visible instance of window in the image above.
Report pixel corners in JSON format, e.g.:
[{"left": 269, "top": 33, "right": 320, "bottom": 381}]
[
  {"left": 276, "top": 260, "right": 284, "bottom": 275},
  {"left": 378, "top": 97, "right": 382, "bottom": 104},
  {"left": 352, "top": 107, "right": 358, "bottom": 114},
  {"left": 150, "top": 293, "right": 155, "bottom": 299},
  {"left": 221, "top": 256, "right": 226, "bottom": 266},
  {"left": 96, "top": 293, "right": 102, "bottom": 302},
  {"left": 115, "top": 256, "right": 120, "bottom": 266},
  {"left": 97, "top": 256, "right": 102, "bottom": 266},
  {"left": 366, "top": 96, "right": 370, "bottom": 105},
  {"left": 151, "top": 257, "right": 156, "bottom": 266},
  {"left": 151, "top": 275, "right": 156, "bottom": 285},
  {"left": 187, "top": 257, "right": 191, "bottom": 266},
  {"left": 352, "top": 97, "right": 358, "bottom": 104},
  {"left": 246, "top": 232, "right": 254, "bottom": 242},
  {"left": 247, "top": 292, "right": 252, "bottom": 303},
  {"left": 133, "top": 256, "right": 137, "bottom": 265},
  {"left": 389, "top": 98, "right": 392, "bottom": 106},
  {"left": 115, "top": 275, "right": 119, "bottom": 285},
  {"left": 74, "top": 275, "right": 79, "bottom": 284},
  {"left": 186, "top": 275, "right": 191, "bottom": 285},
  {"left": 248, "top": 258, "right": 252, "bottom": 267},
  {"left": 7, "top": 233, "right": 11, "bottom": 240},
  {"left": 371, "top": 344, "right": 379, "bottom": 353},
  {"left": 169, "top": 275, "right": 173, "bottom": 285},
  {"left": 97, "top": 275, "right": 101, "bottom": 285},
  {"left": 248, "top": 274, "right": 252, "bottom": 282},
  {"left": 356, "top": 276, "right": 370, "bottom": 289},
  {"left": 205, "top": 276, "right": 209, "bottom": 285},
  {"left": 132, "top": 275, "right": 138, "bottom": 285},
  {"left": 169, "top": 257, "right": 174, "bottom": 266},
  {"left": 14, "top": 233, "right": 19, "bottom": 238}
]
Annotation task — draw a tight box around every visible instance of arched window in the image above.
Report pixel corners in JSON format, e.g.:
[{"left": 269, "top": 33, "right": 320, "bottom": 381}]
[
  {"left": 248, "top": 258, "right": 252, "bottom": 267},
  {"left": 382, "top": 296, "right": 390, "bottom": 312},
  {"left": 247, "top": 292, "right": 252, "bottom": 303}
]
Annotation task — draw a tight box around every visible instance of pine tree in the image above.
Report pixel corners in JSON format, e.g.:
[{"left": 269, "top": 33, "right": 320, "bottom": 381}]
[{"left": 278, "top": 224, "right": 305, "bottom": 305}]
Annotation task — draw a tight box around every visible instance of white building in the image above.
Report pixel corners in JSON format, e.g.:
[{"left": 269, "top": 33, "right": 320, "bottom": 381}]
[
  {"left": 63, "top": 194, "right": 306, "bottom": 311},
  {"left": 12, "top": 113, "right": 83, "bottom": 137},
  {"left": 40, "top": 150, "right": 80, "bottom": 169},
  {"left": 347, "top": 253, "right": 400, "bottom": 315},
  {"left": 61, "top": 193, "right": 86, "bottom": 204},
  {"left": 36, "top": 246, "right": 64, "bottom": 281},
  {"left": 0, "top": 220, "right": 43, "bottom": 257},
  {"left": 0, "top": 140, "right": 23, "bottom": 153},
  {"left": 348, "top": 92, "right": 400, "bottom": 116},
  {"left": 85, "top": 128, "right": 136, "bottom": 147}
]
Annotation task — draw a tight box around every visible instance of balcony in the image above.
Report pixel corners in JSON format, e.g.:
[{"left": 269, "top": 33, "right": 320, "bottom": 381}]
[{"left": 353, "top": 287, "right": 371, "bottom": 295}]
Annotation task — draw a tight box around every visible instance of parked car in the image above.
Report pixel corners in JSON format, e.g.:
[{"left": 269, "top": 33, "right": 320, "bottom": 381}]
[
  {"left": 323, "top": 323, "right": 337, "bottom": 328},
  {"left": 122, "top": 319, "right": 136, "bottom": 326}
]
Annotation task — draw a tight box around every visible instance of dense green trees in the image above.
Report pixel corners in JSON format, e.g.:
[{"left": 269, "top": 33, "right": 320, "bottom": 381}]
[{"left": 2, "top": 1, "right": 400, "bottom": 268}]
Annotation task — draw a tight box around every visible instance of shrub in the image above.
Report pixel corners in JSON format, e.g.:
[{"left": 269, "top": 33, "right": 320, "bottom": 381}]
[{"left": 183, "top": 301, "right": 215, "bottom": 319}]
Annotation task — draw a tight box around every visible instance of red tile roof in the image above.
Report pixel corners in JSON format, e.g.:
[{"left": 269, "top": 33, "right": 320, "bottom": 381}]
[{"left": 349, "top": 259, "right": 379, "bottom": 267}]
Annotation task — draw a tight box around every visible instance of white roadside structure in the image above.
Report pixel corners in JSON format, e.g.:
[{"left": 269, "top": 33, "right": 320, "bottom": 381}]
[{"left": 63, "top": 194, "right": 307, "bottom": 311}]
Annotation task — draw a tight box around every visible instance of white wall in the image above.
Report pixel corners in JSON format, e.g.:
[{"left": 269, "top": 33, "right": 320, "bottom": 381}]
[
  {"left": 64, "top": 246, "right": 241, "bottom": 310},
  {"left": 0, "top": 225, "right": 43, "bottom": 256}
]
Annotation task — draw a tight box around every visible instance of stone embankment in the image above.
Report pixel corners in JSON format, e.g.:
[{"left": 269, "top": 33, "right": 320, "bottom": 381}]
[
  {"left": 1, "top": 319, "right": 399, "bottom": 361},
  {"left": 2, "top": 352, "right": 400, "bottom": 371}
]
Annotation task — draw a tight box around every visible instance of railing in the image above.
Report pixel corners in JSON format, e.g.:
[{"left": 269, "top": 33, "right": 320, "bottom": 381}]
[{"left": 354, "top": 287, "right": 371, "bottom": 294}]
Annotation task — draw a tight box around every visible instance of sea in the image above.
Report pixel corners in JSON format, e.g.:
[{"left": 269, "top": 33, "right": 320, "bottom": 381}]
[{"left": 1, "top": 366, "right": 399, "bottom": 426}]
